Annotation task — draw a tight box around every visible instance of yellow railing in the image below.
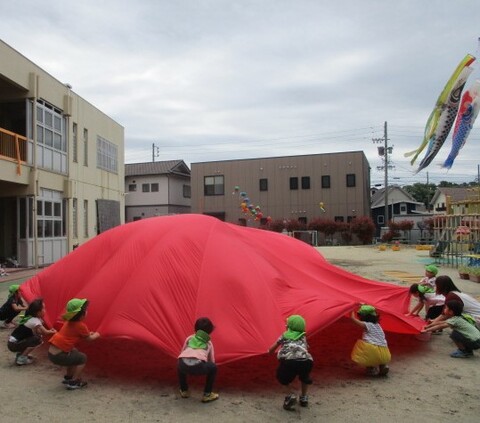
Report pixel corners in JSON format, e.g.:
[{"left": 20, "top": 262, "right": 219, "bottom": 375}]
[{"left": 0, "top": 126, "right": 27, "bottom": 175}]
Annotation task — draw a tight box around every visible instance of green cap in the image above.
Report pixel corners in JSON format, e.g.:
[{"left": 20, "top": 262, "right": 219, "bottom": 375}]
[
  {"left": 62, "top": 298, "right": 87, "bottom": 321},
  {"left": 286, "top": 315, "right": 306, "bottom": 332},
  {"left": 418, "top": 285, "right": 434, "bottom": 294},
  {"left": 358, "top": 304, "right": 377, "bottom": 316},
  {"left": 8, "top": 284, "right": 20, "bottom": 297},
  {"left": 425, "top": 264, "right": 438, "bottom": 275}
]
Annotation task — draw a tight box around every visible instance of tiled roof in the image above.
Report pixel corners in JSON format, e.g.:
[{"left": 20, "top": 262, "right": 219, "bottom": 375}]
[{"left": 125, "top": 160, "right": 190, "bottom": 176}]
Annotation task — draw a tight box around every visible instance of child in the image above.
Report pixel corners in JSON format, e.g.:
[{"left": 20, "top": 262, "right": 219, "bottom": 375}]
[
  {"left": 423, "top": 300, "right": 480, "bottom": 358},
  {"left": 419, "top": 264, "right": 438, "bottom": 289},
  {"left": 48, "top": 298, "right": 100, "bottom": 390},
  {"left": 177, "top": 317, "right": 218, "bottom": 403},
  {"left": 268, "top": 314, "right": 313, "bottom": 411},
  {"left": 7, "top": 298, "right": 56, "bottom": 365},
  {"left": 350, "top": 305, "right": 391, "bottom": 376},
  {"left": 406, "top": 283, "right": 445, "bottom": 321},
  {"left": 0, "top": 284, "right": 27, "bottom": 329}
]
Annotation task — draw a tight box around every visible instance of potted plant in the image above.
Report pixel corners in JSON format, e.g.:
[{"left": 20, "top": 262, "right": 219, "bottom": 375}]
[
  {"left": 458, "top": 264, "right": 470, "bottom": 280},
  {"left": 467, "top": 266, "right": 480, "bottom": 283}
]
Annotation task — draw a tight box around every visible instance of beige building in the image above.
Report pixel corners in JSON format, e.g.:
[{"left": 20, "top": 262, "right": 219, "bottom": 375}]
[
  {"left": 125, "top": 161, "right": 191, "bottom": 222},
  {"left": 191, "top": 151, "right": 371, "bottom": 225},
  {"left": 0, "top": 40, "right": 124, "bottom": 267}
]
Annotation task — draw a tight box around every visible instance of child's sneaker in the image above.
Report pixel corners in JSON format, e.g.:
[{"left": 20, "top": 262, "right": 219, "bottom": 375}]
[
  {"left": 299, "top": 395, "right": 309, "bottom": 407},
  {"left": 66, "top": 379, "right": 88, "bottom": 390},
  {"left": 283, "top": 394, "right": 297, "bottom": 411},
  {"left": 15, "top": 355, "right": 33, "bottom": 366},
  {"left": 378, "top": 365, "right": 390, "bottom": 376},
  {"left": 450, "top": 349, "right": 473, "bottom": 358},
  {"left": 62, "top": 375, "right": 74, "bottom": 384},
  {"left": 179, "top": 390, "right": 190, "bottom": 398},
  {"left": 366, "top": 366, "right": 379, "bottom": 376},
  {"left": 201, "top": 392, "right": 219, "bottom": 403}
]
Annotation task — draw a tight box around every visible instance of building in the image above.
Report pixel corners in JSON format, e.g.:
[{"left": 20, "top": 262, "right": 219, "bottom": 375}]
[
  {"left": 124, "top": 160, "right": 191, "bottom": 222},
  {"left": 371, "top": 185, "right": 426, "bottom": 238},
  {"left": 191, "top": 151, "right": 371, "bottom": 225},
  {"left": 430, "top": 187, "right": 473, "bottom": 214},
  {"left": 0, "top": 40, "right": 124, "bottom": 267}
]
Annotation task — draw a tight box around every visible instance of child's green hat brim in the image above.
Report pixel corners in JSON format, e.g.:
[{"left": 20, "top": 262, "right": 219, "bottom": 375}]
[{"left": 62, "top": 298, "right": 87, "bottom": 320}]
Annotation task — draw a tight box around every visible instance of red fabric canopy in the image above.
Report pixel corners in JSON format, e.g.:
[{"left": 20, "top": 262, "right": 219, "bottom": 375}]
[{"left": 21, "top": 214, "right": 422, "bottom": 364}]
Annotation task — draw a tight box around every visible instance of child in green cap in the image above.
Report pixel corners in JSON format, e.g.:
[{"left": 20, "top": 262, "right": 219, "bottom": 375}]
[
  {"left": 0, "top": 284, "right": 27, "bottom": 329},
  {"left": 406, "top": 283, "right": 445, "bottom": 321},
  {"left": 350, "top": 305, "right": 391, "bottom": 377},
  {"left": 419, "top": 264, "right": 438, "bottom": 290},
  {"left": 177, "top": 317, "right": 219, "bottom": 403},
  {"left": 268, "top": 314, "right": 314, "bottom": 411},
  {"left": 48, "top": 298, "right": 100, "bottom": 390}
]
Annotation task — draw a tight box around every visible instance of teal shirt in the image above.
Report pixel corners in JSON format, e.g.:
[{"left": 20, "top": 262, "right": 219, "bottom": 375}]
[{"left": 447, "top": 316, "right": 480, "bottom": 342}]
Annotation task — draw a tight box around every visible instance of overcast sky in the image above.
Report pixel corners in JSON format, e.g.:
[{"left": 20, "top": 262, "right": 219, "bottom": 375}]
[{"left": 1, "top": 1, "right": 480, "bottom": 186}]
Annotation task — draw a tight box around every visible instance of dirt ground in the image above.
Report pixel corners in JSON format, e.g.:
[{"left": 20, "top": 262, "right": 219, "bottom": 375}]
[{"left": 1, "top": 245, "right": 479, "bottom": 422}]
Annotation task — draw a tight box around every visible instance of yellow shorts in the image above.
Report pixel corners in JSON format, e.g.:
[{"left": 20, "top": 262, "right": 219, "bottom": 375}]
[{"left": 351, "top": 339, "right": 391, "bottom": 367}]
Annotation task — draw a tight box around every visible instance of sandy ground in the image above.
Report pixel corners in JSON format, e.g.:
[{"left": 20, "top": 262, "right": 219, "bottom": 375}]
[{"left": 1, "top": 245, "right": 480, "bottom": 423}]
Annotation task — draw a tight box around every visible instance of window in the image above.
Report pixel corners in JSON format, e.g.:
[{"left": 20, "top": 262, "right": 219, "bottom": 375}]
[
  {"left": 204, "top": 176, "right": 224, "bottom": 196},
  {"left": 289, "top": 177, "right": 298, "bottom": 190},
  {"left": 377, "top": 215, "right": 384, "bottom": 225},
  {"left": 72, "top": 123, "right": 78, "bottom": 163},
  {"left": 96, "top": 135, "right": 118, "bottom": 173},
  {"left": 128, "top": 184, "right": 137, "bottom": 192},
  {"left": 334, "top": 216, "right": 344, "bottom": 222},
  {"left": 72, "top": 198, "right": 78, "bottom": 238},
  {"left": 36, "top": 192, "right": 64, "bottom": 239},
  {"left": 83, "top": 128, "right": 88, "bottom": 166},
  {"left": 298, "top": 217, "right": 307, "bottom": 225},
  {"left": 35, "top": 100, "right": 67, "bottom": 174},
  {"left": 83, "top": 200, "right": 88, "bottom": 237},
  {"left": 321, "top": 175, "right": 331, "bottom": 188},
  {"left": 259, "top": 178, "right": 268, "bottom": 191},
  {"left": 142, "top": 184, "right": 150, "bottom": 192},
  {"left": 346, "top": 174, "right": 356, "bottom": 187},
  {"left": 400, "top": 204, "right": 407, "bottom": 214},
  {"left": 151, "top": 183, "right": 159, "bottom": 192},
  {"left": 301, "top": 176, "right": 310, "bottom": 190},
  {"left": 183, "top": 184, "right": 191, "bottom": 198},
  {"left": 347, "top": 216, "right": 355, "bottom": 223}
]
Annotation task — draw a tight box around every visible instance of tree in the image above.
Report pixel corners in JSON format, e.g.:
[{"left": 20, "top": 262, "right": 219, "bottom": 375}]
[{"left": 403, "top": 183, "right": 437, "bottom": 209}]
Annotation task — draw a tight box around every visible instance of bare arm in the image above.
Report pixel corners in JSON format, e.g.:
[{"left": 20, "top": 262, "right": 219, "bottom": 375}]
[
  {"left": 422, "top": 321, "right": 449, "bottom": 332},
  {"left": 350, "top": 312, "right": 366, "bottom": 328},
  {"left": 34, "top": 325, "right": 56, "bottom": 336},
  {"left": 406, "top": 301, "right": 424, "bottom": 317}
]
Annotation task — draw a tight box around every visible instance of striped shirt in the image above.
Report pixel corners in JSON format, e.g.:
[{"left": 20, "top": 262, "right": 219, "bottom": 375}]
[{"left": 362, "top": 322, "right": 388, "bottom": 347}]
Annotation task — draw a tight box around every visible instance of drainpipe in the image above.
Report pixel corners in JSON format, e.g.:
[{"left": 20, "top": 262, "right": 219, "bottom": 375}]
[{"left": 32, "top": 74, "right": 39, "bottom": 268}]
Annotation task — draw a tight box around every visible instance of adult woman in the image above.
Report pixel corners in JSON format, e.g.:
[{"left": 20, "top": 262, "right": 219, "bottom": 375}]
[{"left": 430, "top": 275, "right": 480, "bottom": 328}]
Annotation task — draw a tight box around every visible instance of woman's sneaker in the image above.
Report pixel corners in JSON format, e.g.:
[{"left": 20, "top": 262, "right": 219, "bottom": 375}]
[
  {"left": 283, "top": 394, "right": 297, "bottom": 411},
  {"left": 201, "top": 392, "right": 219, "bottom": 403},
  {"left": 15, "top": 355, "right": 33, "bottom": 366},
  {"left": 299, "top": 395, "right": 309, "bottom": 407},
  {"left": 66, "top": 379, "right": 88, "bottom": 390},
  {"left": 450, "top": 349, "right": 473, "bottom": 358},
  {"left": 62, "top": 375, "right": 73, "bottom": 384}
]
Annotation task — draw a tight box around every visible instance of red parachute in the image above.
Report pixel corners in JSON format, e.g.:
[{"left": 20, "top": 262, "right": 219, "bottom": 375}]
[{"left": 20, "top": 214, "right": 422, "bottom": 364}]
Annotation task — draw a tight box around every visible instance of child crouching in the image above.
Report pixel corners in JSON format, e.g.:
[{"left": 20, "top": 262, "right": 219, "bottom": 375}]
[
  {"left": 268, "top": 314, "right": 313, "bottom": 411},
  {"left": 350, "top": 305, "right": 391, "bottom": 377}
]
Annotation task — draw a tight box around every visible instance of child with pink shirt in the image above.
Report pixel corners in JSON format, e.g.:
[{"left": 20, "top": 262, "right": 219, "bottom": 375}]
[{"left": 177, "top": 317, "right": 218, "bottom": 403}]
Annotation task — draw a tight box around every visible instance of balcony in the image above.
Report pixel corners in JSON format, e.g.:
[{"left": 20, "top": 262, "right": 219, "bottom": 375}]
[{"left": 0, "top": 126, "right": 27, "bottom": 174}]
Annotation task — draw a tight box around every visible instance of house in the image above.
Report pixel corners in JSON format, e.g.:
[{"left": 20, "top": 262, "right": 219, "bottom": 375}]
[
  {"left": 124, "top": 160, "right": 191, "bottom": 222},
  {"left": 190, "top": 151, "right": 371, "bottom": 225},
  {"left": 371, "top": 186, "right": 426, "bottom": 238},
  {"left": 430, "top": 187, "right": 474, "bottom": 214},
  {"left": 0, "top": 40, "right": 124, "bottom": 267}
]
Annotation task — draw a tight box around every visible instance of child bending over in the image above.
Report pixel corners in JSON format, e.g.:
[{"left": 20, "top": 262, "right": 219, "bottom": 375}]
[
  {"left": 350, "top": 305, "right": 391, "bottom": 377},
  {"left": 406, "top": 283, "right": 445, "bottom": 321},
  {"left": 268, "top": 314, "right": 313, "bottom": 411}
]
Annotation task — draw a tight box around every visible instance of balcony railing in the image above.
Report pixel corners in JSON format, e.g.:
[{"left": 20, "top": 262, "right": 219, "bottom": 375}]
[{"left": 0, "top": 126, "right": 27, "bottom": 175}]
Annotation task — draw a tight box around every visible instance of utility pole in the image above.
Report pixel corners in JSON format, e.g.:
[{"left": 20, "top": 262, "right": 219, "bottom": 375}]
[
  {"left": 373, "top": 121, "right": 394, "bottom": 226},
  {"left": 152, "top": 143, "right": 159, "bottom": 162}
]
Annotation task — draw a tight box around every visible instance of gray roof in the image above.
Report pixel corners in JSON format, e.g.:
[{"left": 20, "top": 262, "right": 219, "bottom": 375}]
[
  {"left": 431, "top": 187, "right": 472, "bottom": 204},
  {"left": 125, "top": 160, "right": 190, "bottom": 177},
  {"left": 371, "top": 185, "right": 421, "bottom": 208}
]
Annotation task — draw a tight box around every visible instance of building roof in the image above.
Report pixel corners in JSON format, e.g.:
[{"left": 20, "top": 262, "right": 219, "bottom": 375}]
[
  {"left": 430, "top": 187, "right": 472, "bottom": 204},
  {"left": 371, "top": 185, "right": 422, "bottom": 208},
  {"left": 125, "top": 160, "right": 190, "bottom": 177}
]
